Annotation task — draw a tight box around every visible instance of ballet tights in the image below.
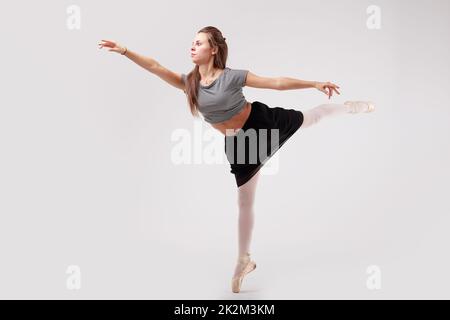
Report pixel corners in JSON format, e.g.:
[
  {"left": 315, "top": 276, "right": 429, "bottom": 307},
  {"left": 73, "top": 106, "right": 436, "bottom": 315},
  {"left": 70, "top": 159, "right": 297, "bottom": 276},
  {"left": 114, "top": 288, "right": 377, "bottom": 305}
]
[
  {"left": 234, "top": 170, "right": 261, "bottom": 277},
  {"left": 300, "top": 103, "right": 350, "bottom": 129},
  {"left": 233, "top": 103, "right": 350, "bottom": 277}
]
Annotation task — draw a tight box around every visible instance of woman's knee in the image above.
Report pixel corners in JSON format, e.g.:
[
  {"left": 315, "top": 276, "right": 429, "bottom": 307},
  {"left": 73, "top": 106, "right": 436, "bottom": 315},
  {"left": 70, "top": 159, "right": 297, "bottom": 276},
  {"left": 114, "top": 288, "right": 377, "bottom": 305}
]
[{"left": 301, "top": 109, "right": 321, "bottom": 128}]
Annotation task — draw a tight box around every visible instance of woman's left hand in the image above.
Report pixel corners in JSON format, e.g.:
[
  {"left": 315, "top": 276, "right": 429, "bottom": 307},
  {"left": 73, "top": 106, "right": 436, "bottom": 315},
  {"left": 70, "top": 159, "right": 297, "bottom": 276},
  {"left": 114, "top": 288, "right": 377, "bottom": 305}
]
[{"left": 315, "top": 81, "right": 341, "bottom": 99}]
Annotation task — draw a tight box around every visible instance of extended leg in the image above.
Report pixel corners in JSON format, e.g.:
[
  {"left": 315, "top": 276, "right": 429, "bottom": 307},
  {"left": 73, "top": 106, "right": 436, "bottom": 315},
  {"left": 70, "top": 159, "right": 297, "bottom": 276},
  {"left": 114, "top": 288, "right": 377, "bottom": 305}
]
[
  {"left": 301, "top": 101, "right": 375, "bottom": 129},
  {"left": 301, "top": 103, "right": 350, "bottom": 129}
]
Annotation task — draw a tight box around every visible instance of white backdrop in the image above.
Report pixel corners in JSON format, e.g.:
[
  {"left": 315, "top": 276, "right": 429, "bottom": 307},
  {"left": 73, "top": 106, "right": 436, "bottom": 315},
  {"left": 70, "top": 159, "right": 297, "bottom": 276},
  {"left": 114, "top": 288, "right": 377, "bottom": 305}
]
[{"left": 0, "top": 0, "right": 449, "bottom": 299}]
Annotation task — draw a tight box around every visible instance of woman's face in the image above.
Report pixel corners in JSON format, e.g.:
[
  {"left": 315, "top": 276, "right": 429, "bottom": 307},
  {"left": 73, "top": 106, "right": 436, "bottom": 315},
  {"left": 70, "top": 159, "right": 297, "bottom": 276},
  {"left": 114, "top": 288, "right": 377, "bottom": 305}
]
[{"left": 190, "top": 33, "right": 215, "bottom": 64}]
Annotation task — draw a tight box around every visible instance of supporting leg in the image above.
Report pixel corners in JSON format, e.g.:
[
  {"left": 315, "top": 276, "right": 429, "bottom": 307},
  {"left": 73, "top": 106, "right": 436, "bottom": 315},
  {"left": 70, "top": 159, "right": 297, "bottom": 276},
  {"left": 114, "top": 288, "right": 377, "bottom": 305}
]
[{"left": 234, "top": 169, "right": 261, "bottom": 277}]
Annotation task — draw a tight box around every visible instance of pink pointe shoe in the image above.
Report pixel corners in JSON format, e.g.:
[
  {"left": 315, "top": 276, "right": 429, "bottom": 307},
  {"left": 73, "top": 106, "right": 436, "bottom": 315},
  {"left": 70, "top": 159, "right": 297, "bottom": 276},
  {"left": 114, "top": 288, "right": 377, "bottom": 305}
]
[
  {"left": 231, "top": 252, "right": 257, "bottom": 293},
  {"left": 344, "top": 101, "right": 375, "bottom": 114}
]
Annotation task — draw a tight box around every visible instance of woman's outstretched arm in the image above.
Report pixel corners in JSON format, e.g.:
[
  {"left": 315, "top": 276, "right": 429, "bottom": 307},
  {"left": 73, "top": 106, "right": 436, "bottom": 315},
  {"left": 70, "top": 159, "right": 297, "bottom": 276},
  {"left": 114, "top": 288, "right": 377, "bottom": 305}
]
[
  {"left": 245, "top": 71, "right": 340, "bottom": 99},
  {"left": 278, "top": 77, "right": 317, "bottom": 90},
  {"left": 279, "top": 77, "right": 341, "bottom": 99},
  {"left": 98, "top": 39, "right": 185, "bottom": 90},
  {"left": 245, "top": 71, "right": 317, "bottom": 90},
  {"left": 123, "top": 49, "right": 160, "bottom": 73}
]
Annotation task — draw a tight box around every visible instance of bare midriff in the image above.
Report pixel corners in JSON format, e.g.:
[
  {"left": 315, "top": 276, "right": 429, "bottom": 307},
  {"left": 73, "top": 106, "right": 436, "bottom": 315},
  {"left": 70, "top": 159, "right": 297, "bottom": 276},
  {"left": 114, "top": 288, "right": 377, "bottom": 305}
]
[{"left": 210, "top": 101, "right": 252, "bottom": 136}]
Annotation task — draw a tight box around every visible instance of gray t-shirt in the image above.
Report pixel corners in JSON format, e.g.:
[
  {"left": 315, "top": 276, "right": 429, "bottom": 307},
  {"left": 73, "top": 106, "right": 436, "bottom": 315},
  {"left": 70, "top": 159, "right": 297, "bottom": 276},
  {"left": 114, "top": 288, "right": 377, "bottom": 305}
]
[{"left": 181, "top": 67, "right": 249, "bottom": 124}]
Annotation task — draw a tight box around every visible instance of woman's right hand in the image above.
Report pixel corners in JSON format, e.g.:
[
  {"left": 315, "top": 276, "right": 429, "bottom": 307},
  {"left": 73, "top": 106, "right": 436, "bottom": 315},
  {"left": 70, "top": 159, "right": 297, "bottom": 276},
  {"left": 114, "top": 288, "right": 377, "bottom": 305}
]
[{"left": 98, "top": 39, "right": 126, "bottom": 54}]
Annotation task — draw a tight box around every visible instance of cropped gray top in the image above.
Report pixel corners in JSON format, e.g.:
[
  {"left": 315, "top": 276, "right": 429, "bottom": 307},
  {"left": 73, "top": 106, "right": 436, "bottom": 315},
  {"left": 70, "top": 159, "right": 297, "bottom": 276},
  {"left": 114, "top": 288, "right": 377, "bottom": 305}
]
[{"left": 181, "top": 67, "right": 249, "bottom": 124}]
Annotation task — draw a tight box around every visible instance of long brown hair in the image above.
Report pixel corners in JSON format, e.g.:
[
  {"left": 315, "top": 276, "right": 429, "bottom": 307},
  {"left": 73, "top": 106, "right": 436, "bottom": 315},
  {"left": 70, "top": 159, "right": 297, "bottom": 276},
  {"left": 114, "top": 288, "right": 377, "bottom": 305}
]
[{"left": 184, "top": 26, "right": 228, "bottom": 118}]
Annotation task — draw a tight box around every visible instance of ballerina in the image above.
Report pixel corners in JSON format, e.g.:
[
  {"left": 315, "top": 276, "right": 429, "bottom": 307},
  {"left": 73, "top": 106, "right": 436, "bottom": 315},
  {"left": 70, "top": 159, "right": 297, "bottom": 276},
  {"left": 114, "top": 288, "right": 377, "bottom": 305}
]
[{"left": 98, "top": 25, "right": 374, "bottom": 294}]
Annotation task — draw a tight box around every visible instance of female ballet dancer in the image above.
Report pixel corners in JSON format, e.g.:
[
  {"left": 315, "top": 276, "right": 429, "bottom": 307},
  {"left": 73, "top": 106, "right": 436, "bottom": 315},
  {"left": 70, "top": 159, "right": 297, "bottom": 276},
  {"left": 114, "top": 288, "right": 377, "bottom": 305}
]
[{"left": 98, "top": 26, "right": 375, "bottom": 294}]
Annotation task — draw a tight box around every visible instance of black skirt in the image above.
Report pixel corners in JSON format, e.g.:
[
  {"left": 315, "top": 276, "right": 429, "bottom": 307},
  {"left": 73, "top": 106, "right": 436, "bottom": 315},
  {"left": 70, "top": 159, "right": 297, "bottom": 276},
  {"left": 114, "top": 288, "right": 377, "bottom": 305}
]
[{"left": 224, "top": 101, "right": 304, "bottom": 187}]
